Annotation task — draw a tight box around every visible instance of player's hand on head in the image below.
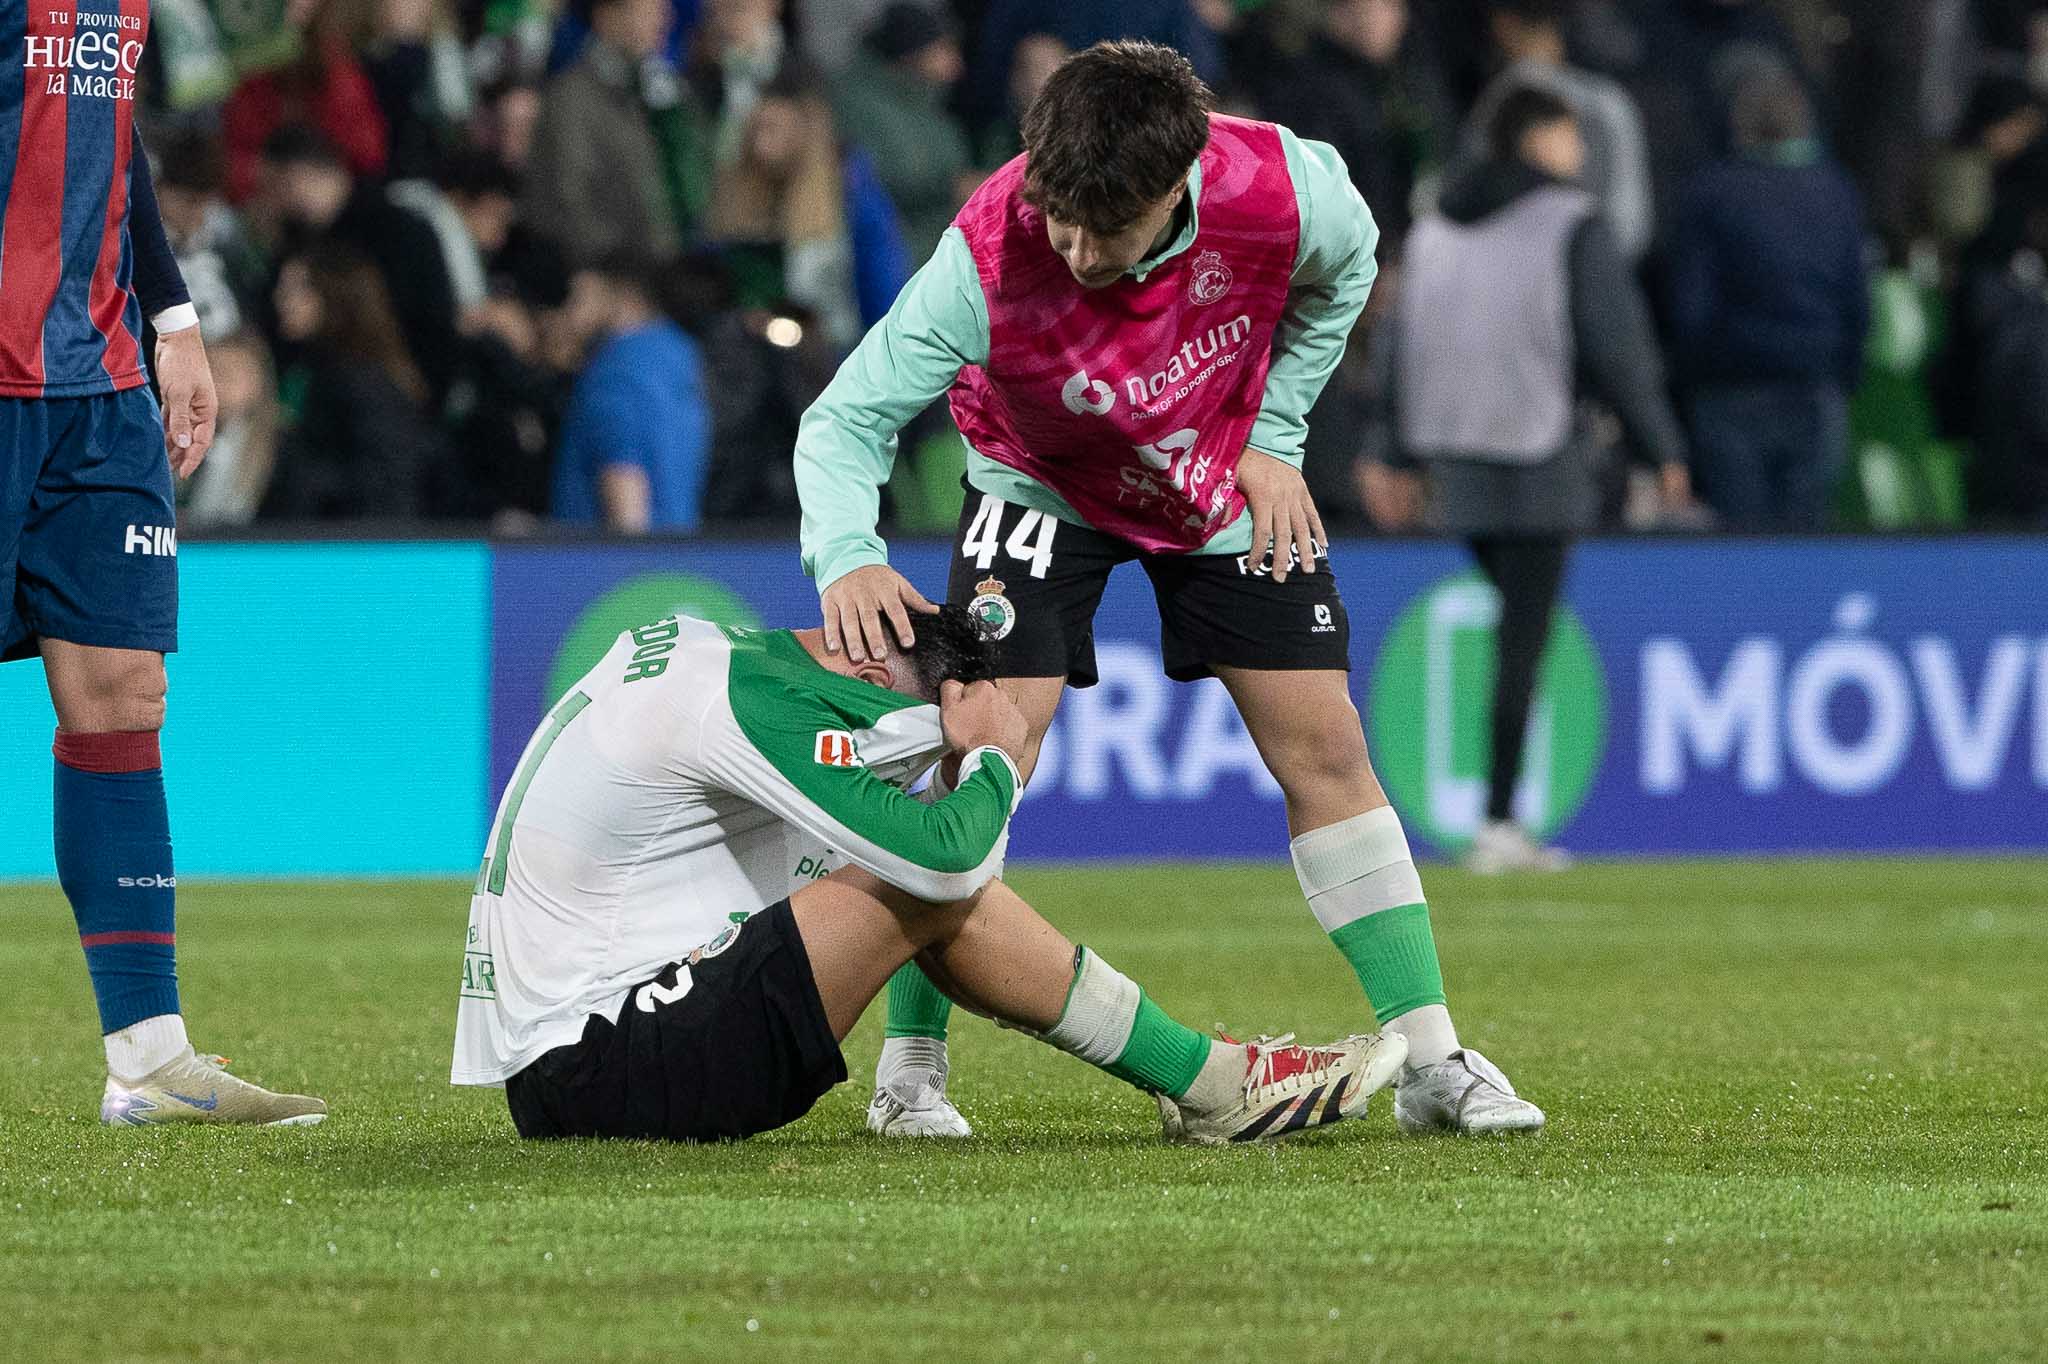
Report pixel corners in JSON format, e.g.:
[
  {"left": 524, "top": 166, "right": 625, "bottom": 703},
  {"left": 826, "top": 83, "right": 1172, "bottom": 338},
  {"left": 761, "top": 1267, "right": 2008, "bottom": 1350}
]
[
  {"left": 1236, "top": 447, "right": 1327, "bottom": 584},
  {"left": 940, "top": 679, "right": 1028, "bottom": 764},
  {"left": 154, "top": 327, "right": 217, "bottom": 478},
  {"left": 820, "top": 564, "right": 939, "bottom": 664}
]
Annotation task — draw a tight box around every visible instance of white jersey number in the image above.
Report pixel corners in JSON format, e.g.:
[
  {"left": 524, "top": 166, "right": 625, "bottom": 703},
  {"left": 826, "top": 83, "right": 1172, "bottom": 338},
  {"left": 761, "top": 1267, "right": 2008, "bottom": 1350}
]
[
  {"left": 634, "top": 968, "right": 695, "bottom": 1013},
  {"left": 961, "top": 495, "right": 1057, "bottom": 579}
]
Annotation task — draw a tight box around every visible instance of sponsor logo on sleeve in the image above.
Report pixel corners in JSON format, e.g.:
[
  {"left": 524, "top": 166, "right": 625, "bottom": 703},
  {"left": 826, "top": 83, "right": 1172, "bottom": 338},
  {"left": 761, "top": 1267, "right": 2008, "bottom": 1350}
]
[{"left": 815, "top": 730, "right": 863, "bottom": 768}]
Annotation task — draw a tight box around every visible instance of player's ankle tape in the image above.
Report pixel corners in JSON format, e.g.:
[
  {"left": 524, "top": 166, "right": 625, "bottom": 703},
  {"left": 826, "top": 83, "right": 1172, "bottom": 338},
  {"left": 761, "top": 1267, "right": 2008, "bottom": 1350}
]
[
  {"left": 1291, "top": 808, "right": 1425, "bottom": 933},
  {"left": 1044, "top": 947, "right": 1140, "bottom": 1067}
]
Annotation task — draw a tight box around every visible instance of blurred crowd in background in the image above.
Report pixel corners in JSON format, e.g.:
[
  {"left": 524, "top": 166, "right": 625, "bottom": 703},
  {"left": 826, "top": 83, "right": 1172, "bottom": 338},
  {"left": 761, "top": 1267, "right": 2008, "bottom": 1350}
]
[{"left": 139, "top": 0, "right": 2048, "bottom": 534}]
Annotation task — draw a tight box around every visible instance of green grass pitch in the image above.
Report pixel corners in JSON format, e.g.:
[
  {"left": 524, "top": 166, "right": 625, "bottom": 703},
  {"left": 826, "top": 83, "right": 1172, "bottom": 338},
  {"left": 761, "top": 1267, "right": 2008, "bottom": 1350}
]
[{"left": 0, "top": 860, "right": 2041, "bottom": 1362}]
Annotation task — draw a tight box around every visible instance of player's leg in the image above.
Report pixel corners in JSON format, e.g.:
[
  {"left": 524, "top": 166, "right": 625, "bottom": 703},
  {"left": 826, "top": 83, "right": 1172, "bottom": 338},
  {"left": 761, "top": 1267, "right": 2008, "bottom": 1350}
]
[
  {"left": 800, "top": 869, "right": 1405, "bottom": 1144},
  {"left": 1466, "top": 535, "right": 1572, "bottom": 874},
  {"left": 1149, "top": 547, "right": 1542, "bottom": 1134},
  {"left": 20, "top": 389, "right": 322, "bottom": 1126},
  {"left": 1219, "top": 665, "right": 1543, "bottom": 1134},
  {"left": 870, "top": 491, "right": 1117, "bottom": 1135}
]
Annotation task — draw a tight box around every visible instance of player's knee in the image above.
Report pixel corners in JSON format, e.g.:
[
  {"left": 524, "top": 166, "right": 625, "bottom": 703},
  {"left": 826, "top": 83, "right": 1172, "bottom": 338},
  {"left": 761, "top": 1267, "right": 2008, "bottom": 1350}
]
[
  {"left": 1265, "top": 707, "right": 1372, "bottom": 800},
  {"left": 51, "top": 654, "right": 167, "bottom": 732},
  {"left": 896, "top": 897, "right": 974, "bottom": 947}
]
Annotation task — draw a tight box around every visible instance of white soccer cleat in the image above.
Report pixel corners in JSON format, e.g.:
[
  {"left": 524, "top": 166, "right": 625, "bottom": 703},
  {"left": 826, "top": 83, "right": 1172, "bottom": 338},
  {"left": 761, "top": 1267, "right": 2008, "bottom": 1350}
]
[
  {"left": 865, "top": 1068, "right": 972, "bottom": 1138},
  {"left": 1158, "top": 1030, "right": 1408, "bottom": 1145},
  {"left": 1393, "top": 1048, "right": 1544, "bottom": 1135},
  {"left": 1464, "top": 819, "right": 1572, "bottom": 875},
  {"left": 101, "top": 1047, "right": 328, "bottom": 1127}
]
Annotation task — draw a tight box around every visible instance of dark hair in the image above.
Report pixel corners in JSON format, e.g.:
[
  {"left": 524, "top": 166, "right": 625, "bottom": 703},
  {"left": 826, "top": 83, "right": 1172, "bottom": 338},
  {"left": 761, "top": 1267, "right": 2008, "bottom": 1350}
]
[
  {"left": 261, "top": 122, "right": 345, "bottom": 171},
  {"left": 583, "top": 247, "right": 671, "bottom": 303},
  {"left": 1487, "top": 86, "right": 1576, "bottom": 162},
  {"left": 1020, "top": 40, "right": 1213, "bottom": 233},
  {"left": 1489, "top": 0, "right": 1572, "bottom": 24},
  {"left": 903, "top": 603, "right": 997, "bottom": 697},
  {"left": 435, "top": 144, "right": 521, "bottom": 201},
  {"left": 158, "top": 127, "right": 227, "bottom": 194},
  {"left": 294, "top": 244, "right": 429, "bottom": 403}
]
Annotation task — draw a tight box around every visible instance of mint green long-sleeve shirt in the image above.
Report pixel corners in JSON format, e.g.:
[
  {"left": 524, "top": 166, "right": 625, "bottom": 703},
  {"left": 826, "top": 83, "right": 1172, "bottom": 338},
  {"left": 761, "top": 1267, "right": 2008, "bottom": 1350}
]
[{"left": 796, "top": 127, "right": 1380, "bottom": 591}]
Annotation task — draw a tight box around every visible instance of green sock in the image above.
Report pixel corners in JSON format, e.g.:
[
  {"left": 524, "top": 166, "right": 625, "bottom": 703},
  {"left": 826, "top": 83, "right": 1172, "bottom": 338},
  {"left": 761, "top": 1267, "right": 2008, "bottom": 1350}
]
[
  {"left": 1292, "top": 809, "right": 1449, "bottom": 1025},
  {"left": 1329, "top": 902, "right": 1447, "bottom": 1025},
  {"left": 1103, "top": 995, "right": 1211, "bottom": 1098},
  {"left": 883, "top": 961, "right": 953, "bottom": 1039},
  {"left": 1042, "top": 948, "right": 1211, "bottom": 1098}
]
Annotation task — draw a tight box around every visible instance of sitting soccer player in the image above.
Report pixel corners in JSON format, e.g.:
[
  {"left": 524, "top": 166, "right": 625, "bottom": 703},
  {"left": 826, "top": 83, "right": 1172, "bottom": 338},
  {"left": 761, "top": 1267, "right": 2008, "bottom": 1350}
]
[{"left": 452, "top": 606, "right": 1405, "bottom": 1143}]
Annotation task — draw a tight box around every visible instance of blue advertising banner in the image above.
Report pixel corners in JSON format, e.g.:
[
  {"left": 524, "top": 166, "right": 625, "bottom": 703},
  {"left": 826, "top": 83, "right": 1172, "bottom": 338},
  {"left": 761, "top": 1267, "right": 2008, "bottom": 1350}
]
[
  {"left": 7, "top": 536, "right": 2038, "bottom": 879},
  {"left": 0, "top": 544, "right": 491, "bottom": 879},
  {"left": 491, "top": 537, "right": 2048, "bottom": 860}
]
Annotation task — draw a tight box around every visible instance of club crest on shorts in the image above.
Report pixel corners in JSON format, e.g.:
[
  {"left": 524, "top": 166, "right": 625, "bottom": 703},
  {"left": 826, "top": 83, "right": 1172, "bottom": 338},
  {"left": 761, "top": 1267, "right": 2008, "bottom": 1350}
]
[
  {"left": 814, "top": 730, "right": 862, "bottom": 768},
  {"left": 688, "top": 923, "right": 741, "bottom": 964},
  {"left": 968, "top": 577, "right": 1017, "bottom": 641},
  {"left": 1188, "top": 250, "right": 1233, "bottom": 305}
]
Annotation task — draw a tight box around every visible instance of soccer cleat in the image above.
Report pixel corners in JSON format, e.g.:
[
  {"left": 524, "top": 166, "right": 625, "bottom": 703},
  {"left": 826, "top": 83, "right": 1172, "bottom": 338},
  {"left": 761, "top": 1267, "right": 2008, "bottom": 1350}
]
[
  {"left": 1158, "top": 1030, "right": 1408, "bottom": 1145},
  {"left": 100, "top": 1047, "right": 328, "bottom": 1127},
  {"left": 1465, "top": 819, "right": 1572, "bottom": 875},
  {"left": 865, "top": 1068, "right": 972, "bottom": 1138},
  {"left": 1393, "top": 1048, "right": 1545, "bottom": 1135}
]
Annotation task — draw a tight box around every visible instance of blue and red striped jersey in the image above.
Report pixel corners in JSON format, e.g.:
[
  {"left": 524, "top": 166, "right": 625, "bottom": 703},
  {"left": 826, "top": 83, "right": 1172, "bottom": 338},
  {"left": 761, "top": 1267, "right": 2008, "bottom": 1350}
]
[{"left": 0, "top": 0, "right": 152, "bottom": 399}]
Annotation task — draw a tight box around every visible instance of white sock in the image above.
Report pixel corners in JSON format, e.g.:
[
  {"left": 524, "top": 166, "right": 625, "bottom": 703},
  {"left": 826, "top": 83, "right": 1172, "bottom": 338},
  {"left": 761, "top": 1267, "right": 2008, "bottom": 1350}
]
[
  {"left": 1179, "top": 1038, "right": 1250, "bottom": 1114},
  {"left": 875, "top": 1035, "right": 948, "bottom": 1096},
  {"left": 1042, "top": 948, "right": 1140, "bottom": 1066},
  {"left": 1385, "top": 1005, "right": 1459, "bottom": 1069},
  {"left": 105, "top": 1013, "right": 189, "bottom": 1080}
]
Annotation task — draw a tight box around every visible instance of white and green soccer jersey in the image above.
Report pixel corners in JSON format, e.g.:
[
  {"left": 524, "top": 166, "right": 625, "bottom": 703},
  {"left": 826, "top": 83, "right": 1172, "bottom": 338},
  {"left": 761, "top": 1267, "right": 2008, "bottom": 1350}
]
[{"left": 451, "top": 616, "right": 1022, "bottom": 1086}]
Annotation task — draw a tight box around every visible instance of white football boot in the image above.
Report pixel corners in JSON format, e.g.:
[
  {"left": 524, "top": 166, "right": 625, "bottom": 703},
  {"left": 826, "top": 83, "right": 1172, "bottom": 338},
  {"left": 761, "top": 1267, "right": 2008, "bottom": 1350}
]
[
  {"left": 1158, "top": 1030, "right": 1408, "bottom": 1145},
  {"left": 101, "top": 1047, "right": 327, "bottom": 1127},
  {"left": 1464, "top": 820, "right": 1572, "bottom": 875},
  {"left": 1393, "top": 1049, "right": 1544, "bottom": 1134},
  {"left": 865, "top": 1066, "right": 972, "bottom": 1138}
]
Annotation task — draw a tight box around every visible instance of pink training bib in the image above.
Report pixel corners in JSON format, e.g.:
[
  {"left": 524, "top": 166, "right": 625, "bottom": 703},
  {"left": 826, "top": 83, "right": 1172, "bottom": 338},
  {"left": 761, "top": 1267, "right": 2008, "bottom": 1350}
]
[{"left": 949, "top": 115, "right": 1301, "bottom": 553}]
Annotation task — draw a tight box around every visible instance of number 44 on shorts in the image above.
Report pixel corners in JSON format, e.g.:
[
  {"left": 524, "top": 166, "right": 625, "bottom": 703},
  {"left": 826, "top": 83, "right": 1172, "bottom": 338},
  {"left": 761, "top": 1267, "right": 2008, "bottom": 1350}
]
[{"left": 962, "top": 496, "right": 1057, "bottom": 579}]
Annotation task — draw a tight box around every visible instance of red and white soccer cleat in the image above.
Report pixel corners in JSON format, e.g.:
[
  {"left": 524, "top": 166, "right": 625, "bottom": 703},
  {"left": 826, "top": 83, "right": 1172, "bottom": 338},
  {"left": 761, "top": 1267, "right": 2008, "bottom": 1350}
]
[{"left": 1157, "top": 1030, "right": 1408, "bottom": 1145}]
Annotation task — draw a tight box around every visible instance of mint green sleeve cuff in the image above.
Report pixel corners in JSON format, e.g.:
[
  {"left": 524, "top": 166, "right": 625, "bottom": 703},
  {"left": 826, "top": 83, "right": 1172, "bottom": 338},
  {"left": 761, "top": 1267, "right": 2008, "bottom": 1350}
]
[
  {"left": 1248, "top": 130, "right": 1381, "bottom": 467},
  {"left": 797, "top": 228, "right": 992, "bottom": 591}
]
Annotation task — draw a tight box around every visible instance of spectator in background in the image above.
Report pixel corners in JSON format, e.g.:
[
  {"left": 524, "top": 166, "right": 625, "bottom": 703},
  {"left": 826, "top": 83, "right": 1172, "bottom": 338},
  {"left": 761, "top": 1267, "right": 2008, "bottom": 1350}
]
[
  {"left": 832, "top": 4, "right": 975, "bottom": 261},
  {"left": 693, "top": 0, "right": 799, "bottom": 162},
  {"left": 178, "top": 331, "right": 282, "bottom": 528},
  {"left": 794, "top": 0, "right": 902, "bottom": 75},
  {"left": 223, "top": 1, "right": 390, "bottom": 202},
  {"left": 1955, "top": 200, "right": 2048, "bottom": 526},
  {"left": 1667, "top": 67, "right": 1867, "bottom": 531},
  {"left": 336, "top": 0, "right": 476, "bottom": 181},
  {"left": 1368, "top": 89, "right": 1689, "bottom": 873},
  {"left": 1463, "top": 0, "right": 1653, "bottom": 264},
  {"left": 970, "top": 1, "right": 1224, "bottom": 131},
  {"left": 525, "top": 0, "right": 711, "bottom": 265},
  {"left": 1251, "top": 0, "right": 1437, "bottom": 246},
  {"left": 705, "top": 74, "right": 871, "bottom": 348},
  {"left": 978, "top": 31, "right": 1069, "bottom": 166},
  {"left": 473, "top": 76, "right": 546, "bottom": 171},
  {"left": 255, "top": 126, "right": 466, "bottom": 402},
  {"left": 552, "top": 253, "right": 713, "bottom": 532},
  {"left": 263, "top": 245, "right": 449, "bottom": 519},
  {"left": 153, "top": 129, "right": 272, "bottom": 339}
]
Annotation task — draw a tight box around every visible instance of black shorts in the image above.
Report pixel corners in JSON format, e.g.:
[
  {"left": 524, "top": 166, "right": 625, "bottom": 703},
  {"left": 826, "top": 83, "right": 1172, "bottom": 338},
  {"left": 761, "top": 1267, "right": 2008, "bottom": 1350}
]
[
  {"left": 504, "top": 902, "right": 846, "bottom": 1142},
  {"left": 948, "top": 486, "right": 1351, "bottom": 686}
]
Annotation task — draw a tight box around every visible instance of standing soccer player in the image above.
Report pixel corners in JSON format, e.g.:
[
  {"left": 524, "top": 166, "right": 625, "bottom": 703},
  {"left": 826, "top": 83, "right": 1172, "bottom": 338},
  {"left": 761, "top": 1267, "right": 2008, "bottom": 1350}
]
[
  {"left": 796, "top": 41, "right": 1542, "bottom": 1138},
  {"left": 3, "top": 2, "right": 324, "bottom": 1124}
]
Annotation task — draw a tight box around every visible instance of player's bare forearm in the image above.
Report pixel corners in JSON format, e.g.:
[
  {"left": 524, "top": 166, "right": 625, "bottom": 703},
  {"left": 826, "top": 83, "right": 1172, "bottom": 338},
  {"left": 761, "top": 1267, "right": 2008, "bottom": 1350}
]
[{"left": 153, "top": 326, "right": 216, "bottom": 477}]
